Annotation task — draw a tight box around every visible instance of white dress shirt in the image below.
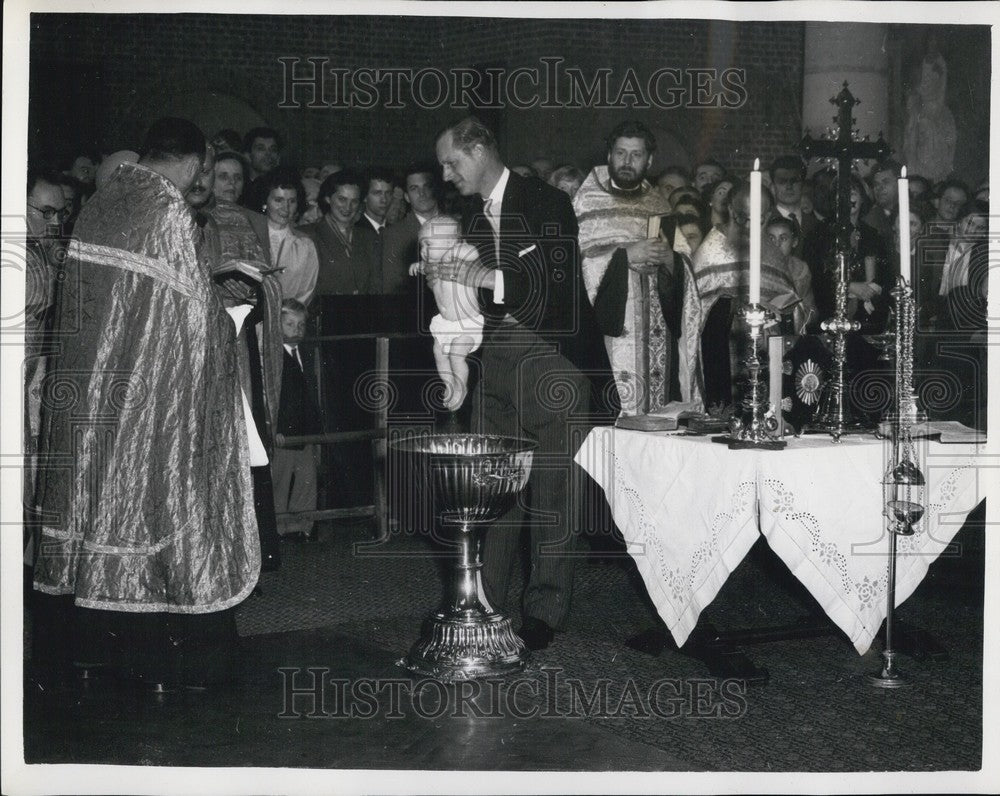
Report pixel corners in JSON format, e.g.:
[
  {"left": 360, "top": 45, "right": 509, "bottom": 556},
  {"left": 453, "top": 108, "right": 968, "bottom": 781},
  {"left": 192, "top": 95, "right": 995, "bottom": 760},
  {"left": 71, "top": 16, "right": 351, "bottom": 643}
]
[{"left": 482, "top": 167, "right": 510, "bottom": 304}]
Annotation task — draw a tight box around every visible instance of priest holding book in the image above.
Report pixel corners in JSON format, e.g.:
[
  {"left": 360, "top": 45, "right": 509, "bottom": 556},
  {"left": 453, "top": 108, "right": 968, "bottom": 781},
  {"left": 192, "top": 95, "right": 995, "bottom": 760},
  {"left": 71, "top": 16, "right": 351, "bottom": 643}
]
[{"left": 574, "top": 120, "right": 688, "bottom": 416}]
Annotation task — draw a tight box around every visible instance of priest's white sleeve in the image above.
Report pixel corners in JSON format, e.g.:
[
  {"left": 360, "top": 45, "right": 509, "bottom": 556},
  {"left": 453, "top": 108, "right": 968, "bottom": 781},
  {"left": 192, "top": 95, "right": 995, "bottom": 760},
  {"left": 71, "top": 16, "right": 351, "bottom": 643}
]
[{"left": 225, "top": 304, "right": 269, "bottom": 467}]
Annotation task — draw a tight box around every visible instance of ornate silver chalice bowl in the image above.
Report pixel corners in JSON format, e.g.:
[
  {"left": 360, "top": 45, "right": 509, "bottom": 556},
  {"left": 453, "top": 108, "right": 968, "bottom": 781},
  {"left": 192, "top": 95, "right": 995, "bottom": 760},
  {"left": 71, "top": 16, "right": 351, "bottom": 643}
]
[{"left": 391, "top": 433, "right": 536, "bottom": 681}]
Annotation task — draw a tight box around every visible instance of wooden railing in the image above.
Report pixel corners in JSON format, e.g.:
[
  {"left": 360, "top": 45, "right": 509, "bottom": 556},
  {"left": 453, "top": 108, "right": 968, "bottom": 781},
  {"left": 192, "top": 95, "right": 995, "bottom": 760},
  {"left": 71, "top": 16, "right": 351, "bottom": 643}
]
[{"left": 274, "top": 331, "right": 424, "bottom": 537}]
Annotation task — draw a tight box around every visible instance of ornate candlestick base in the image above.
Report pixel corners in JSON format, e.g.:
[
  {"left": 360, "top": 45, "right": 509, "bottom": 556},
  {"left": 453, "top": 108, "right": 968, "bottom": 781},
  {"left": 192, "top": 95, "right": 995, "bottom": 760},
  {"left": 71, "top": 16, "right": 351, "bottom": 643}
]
[
  {"left": 391, "top": 434, "right": 536, "bottom": 682},
  {"left": 723, "top": 303, "right": 786, "bottom": 450}
]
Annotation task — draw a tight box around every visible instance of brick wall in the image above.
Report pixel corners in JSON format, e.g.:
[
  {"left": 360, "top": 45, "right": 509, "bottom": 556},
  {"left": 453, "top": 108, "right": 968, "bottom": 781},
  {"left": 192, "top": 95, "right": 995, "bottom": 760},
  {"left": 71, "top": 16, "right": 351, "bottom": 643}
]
[{"left": 29, "top": 13, "right": 806, "bottom": 178}]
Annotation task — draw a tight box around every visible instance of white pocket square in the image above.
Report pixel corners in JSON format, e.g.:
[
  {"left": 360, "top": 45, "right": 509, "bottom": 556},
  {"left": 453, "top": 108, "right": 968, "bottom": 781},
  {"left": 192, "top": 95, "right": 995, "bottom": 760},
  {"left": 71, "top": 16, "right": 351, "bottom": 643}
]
[{"left": 518, "top": 244, "right": 537, "bottom": 257}]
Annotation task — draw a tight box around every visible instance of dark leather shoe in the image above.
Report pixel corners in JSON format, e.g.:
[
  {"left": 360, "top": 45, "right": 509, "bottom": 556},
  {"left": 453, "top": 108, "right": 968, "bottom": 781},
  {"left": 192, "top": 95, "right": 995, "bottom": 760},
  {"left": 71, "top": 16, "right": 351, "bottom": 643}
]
[{"left": 518, "top": 617, "right": 555, "bottom": 651}]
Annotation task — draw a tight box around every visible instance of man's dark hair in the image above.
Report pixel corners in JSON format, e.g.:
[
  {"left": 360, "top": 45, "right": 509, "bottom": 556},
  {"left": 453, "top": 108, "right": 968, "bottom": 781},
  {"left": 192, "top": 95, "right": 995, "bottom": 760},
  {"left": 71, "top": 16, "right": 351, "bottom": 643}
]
[
  {"left": 668, "top": 185, "right": 700, "bottom": 205},
  {"left": 550, "top": 164, "right": 584, "bottom": 186},
  {"left": 674, "top": 195, "right": 711, "bottom": 229},
  {"left": 404, "top": 160, "right": 439, "bottom": 183},
  {"left": 243, "top": 126, "right": 284, "bottom": 153},
  {"left": 810, "top": 166, "right": 837, "bottom": 183},
  {"left": 718, "top": 179, "right": 775, "bottom": 224},
  {"left": 695, "top": 157, "right": 727, "bottom": 175},
  {"left": 907, "top": 174, "right": 931, "bottom": 194},
  {"left": 257, "top": 166, "right": 306, "bottom": 217},
  {"left": 139, "top": 117, "right": 206, "bottom": 162},
  {"left": 605, "top": 120, "right": 657, "bottom": 155},
  {"left": 365, "top": 168, "right": 397, "bottom": 193},
  {"left": 403, "top": 161, "right": 443, "bottom": 200},
  {"left": 27, "top": 165, "right": 67, "bottom": 196},
  {"left": 871, "top": 159, "right": 903, "bottom": 180},
  {"left": 211, "top": 128, "right": 244, "bottom": 154},
  {"left": 317, "top": 170, "right": 364, "bottom": 214},
  {"left": 935, "top": 177, "right": 970, "bottom": 200},
  {"left": 700, "top": 177, "right": 734, "bottom": 206},
  {"left": 281, "top": 298, "right": 309, "bottom": 316},
  {"left": 659, "top": 165, "right": 691, "bottom": 181},
  {"left": 675, "top": 211, "right": 710, "bottom": 238},
  {"left": 438, "top": 116, "right": 498, "bottom": 155},
  {"left": 62, "top": 149, "right": 101, "bottom": 172},
  {"left": 764, "top": 213, "right": 802, "bottom": 241},
  {"left": 768, "top": 155, "right": 806, "bottom": 181}
]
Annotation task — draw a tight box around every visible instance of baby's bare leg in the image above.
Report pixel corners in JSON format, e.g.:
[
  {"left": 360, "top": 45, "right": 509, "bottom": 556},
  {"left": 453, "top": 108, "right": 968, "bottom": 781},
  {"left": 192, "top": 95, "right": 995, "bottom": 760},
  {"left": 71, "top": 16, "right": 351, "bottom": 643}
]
[
  {"left": 432, "top": 340, "right": 461, "bottom": 411},
  {"left": 445, "top": 336, "right": 477, "bottom": 411}
]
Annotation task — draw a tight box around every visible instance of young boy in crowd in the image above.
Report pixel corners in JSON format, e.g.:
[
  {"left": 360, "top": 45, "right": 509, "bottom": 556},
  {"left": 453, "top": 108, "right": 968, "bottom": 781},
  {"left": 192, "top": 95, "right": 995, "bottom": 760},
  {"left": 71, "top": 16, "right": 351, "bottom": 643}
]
[
  {"left": 272, "top": 299, "right": 324, "bottom": 541},
  {"left": 409, "top": 216, "right": 484, "bottom": 411},
  {"left": 765, "top": 214, "right": 817, "bottom": 334}
]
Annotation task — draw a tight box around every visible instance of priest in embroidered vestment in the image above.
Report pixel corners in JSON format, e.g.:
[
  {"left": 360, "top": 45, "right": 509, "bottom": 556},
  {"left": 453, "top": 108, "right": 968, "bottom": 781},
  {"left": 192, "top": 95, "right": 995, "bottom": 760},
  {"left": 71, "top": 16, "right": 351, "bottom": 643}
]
[
  {"left": 32, "top": 118, "right": 259, "bottom": 687},
  {"left": 679, "top": 180, "right": 805, "bottom": 409},
  {"left": 574, "top": 121, "right": 686, "bottom": 416}
]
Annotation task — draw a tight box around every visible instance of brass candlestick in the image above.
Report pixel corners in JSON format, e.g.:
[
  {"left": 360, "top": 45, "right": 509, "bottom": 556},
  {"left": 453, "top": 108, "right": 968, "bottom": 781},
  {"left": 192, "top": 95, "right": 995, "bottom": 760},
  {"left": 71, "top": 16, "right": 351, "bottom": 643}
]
[{"left": 725, "top": 303, "right": 786, "bottom": 450}]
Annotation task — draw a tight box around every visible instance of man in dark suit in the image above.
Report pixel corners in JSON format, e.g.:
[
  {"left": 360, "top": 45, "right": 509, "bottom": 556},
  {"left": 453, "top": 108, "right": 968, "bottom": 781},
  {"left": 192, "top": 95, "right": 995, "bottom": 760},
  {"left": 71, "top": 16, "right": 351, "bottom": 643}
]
[
  {"left": 357, "top": 169, "right": 394, "bottom": 269},
  {"left": 381, "top": 164, "right": 441, "bottom": 295},
  {"left": 428, "top": 117, "right": 596, "bottom": 650},
  {"left": 769, "top": 155, "right": 819, "bottom": 260}
]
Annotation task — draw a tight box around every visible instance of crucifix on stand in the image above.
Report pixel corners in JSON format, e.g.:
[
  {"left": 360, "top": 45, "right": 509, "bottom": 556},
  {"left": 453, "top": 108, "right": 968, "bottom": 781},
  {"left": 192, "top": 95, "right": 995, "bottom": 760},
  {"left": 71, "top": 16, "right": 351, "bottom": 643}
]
[{"left": 800, "top": 82, "right": 892, "bottom": 440}]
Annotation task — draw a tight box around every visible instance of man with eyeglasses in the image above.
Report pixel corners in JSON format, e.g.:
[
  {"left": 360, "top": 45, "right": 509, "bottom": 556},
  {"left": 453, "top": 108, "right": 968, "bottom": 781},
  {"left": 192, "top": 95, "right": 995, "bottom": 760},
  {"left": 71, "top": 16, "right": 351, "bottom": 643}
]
[
  {"left": 26, "top": 171, "right": 69, "bottom": 236},
  {"left": 23, "top": 168, "right": 69, "bottom": 567},
  {"left": 863, "top": 159, "right": 903, "bottom": 247},
  {"left": 768, "top": 155, "right": 818, "bottom": 259}
]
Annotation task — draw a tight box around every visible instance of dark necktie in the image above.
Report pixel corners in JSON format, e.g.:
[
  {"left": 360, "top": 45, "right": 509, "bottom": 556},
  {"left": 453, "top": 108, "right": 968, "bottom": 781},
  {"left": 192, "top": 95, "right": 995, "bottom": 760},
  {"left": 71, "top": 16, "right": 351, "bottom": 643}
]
[
  {"left": 374, "top": 225, "right": 384, "bottom": 269},
  {"left": 483, "top": 199, "right": 500, "bottom": 265}
]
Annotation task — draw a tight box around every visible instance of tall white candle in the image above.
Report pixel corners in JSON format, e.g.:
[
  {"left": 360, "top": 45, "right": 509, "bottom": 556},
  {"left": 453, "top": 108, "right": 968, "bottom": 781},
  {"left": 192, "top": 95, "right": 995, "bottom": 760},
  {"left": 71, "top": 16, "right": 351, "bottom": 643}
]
[
  {"left": 898, "top": 166, "right": 910, "bottom": 283},
  {"left": 749, "top": 158, "right": 761, "bottom": 304}
]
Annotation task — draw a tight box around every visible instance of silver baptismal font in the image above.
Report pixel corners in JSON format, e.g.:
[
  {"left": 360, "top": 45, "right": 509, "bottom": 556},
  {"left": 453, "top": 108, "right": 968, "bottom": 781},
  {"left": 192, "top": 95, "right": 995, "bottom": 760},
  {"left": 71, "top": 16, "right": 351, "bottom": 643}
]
[{"left": 391, "top": 433, "right": 537, "bottom": 681}]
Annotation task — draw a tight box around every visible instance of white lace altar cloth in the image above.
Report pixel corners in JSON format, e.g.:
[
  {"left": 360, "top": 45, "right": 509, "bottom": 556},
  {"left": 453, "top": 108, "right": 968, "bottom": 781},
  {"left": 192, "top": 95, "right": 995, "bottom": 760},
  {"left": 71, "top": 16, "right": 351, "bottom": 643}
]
[{"left": 575, "top": 428, "right": 984, "bottom": 653}]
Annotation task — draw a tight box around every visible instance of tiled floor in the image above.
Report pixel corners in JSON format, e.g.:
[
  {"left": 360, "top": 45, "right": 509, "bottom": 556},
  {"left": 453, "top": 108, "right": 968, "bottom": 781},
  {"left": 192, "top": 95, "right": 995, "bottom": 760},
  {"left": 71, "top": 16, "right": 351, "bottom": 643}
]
[{"left": 19, "top": 508, "right": 988, "bottom": 784}]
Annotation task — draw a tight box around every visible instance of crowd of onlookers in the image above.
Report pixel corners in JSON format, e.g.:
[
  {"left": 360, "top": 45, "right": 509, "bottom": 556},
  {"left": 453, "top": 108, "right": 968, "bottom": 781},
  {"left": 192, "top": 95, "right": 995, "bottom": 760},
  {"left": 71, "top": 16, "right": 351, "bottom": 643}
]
[
  {"left": 29, "top": 122, "right": 990, "bottom": 441},
  {"left": 40, "top": 126, "right": 989, "bottom": 343},
  {"left": 20, "top": 118, "right": 990, "bottom": 693}
]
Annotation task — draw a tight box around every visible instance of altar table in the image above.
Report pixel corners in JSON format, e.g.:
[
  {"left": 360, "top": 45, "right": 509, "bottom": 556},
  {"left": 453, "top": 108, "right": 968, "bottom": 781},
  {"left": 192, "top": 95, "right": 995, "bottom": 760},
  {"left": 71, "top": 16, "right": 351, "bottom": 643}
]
[{"left": 574, "top": 427, "right": 985, "bottom": 654}]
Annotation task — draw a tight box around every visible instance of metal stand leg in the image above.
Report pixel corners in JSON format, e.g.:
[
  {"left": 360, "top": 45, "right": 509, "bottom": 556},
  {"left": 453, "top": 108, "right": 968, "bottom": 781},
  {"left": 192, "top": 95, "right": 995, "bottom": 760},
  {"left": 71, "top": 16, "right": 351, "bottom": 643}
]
[{"left": 868, "top": 501, "right": 921, "bottom": 688}]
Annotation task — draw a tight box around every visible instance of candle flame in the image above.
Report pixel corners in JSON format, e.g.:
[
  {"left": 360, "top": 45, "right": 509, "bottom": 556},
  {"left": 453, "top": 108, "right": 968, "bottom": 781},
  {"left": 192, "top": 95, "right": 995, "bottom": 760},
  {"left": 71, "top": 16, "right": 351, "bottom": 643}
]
[
  {"left": 753, "top": 158, "right": 760, "bottom": 171},
  {"left": 901, "top": 165, "right": 907, "bottom": 179}
]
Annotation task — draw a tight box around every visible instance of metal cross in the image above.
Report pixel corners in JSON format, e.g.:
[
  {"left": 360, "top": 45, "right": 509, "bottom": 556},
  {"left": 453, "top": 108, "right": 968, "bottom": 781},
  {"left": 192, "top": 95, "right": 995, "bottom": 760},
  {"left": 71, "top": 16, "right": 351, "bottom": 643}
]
[{"left": 801, "top": 82, "right": 891, "bottom": 254}]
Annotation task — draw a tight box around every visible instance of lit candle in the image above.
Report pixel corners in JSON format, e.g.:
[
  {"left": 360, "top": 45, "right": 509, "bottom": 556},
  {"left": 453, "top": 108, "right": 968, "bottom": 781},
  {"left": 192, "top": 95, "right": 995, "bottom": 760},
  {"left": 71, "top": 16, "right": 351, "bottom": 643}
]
[
  {"left": 898, "top": 166, "right": 910, "bottom": 283},
  {"left": 749, "top": 158, "right": 761, "bottom": 304}
]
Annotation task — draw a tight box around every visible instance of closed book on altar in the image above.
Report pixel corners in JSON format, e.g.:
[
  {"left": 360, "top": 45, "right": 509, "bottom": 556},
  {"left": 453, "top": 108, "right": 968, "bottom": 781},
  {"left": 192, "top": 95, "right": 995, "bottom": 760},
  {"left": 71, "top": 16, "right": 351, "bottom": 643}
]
[
  {"left": 878, "top": 420, "right": 985, "bottom": 444},
  {"left": 615, "top": 400, "right": 701, "bottom": 432}
]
